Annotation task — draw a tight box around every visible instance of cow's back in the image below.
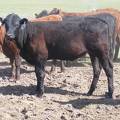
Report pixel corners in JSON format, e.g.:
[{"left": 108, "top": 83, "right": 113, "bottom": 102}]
[{"left": 17, "top": 17, "right": 109, "bottom": 61}]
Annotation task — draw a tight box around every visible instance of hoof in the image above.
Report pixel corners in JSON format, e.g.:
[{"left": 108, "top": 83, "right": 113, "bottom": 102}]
[
  {"left": 36, "top": 88, "right": 44, "bottom": 98},
  {"left": 8, "top": 77, "right": 17, "bottom": 82},
  {"left": 50, "top": 68, "right": 56, "bottom": 74},
  {"left": 105, "top": 92, "right": 115, "bottom": 99},
  {"left": 50, "top": 70, "right": 55, "bottom": 74},
  {"left": 45, "top": 70, "right": 50, "bottom": 75},
  {"left": 86, "top": 91, "right": 92, "bottom": 96},
  {"left": 36, "top": 91, "right": 44, "bottom": 98},
  {"left": 16, "top": 76, "right": 20, "bottom": 80},
  {"left": 60, "top": 69, "right": 65, "bottom": 73}
]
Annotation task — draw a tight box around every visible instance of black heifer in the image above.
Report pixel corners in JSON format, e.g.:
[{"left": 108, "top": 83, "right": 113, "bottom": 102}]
[{"left": 3, "top": 14, "right": 114, "bottom": 98}]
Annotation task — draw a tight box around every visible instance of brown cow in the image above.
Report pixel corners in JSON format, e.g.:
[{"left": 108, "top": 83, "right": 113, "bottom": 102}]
[
  {"left": 30, "top": 15, "right": 62, "bottom": 22},
  {"left": 0, "top": 18, "right": 6, "bottom": 52},
  {"left": 0, "top": 18, "right": 21, "bottom": 81}
]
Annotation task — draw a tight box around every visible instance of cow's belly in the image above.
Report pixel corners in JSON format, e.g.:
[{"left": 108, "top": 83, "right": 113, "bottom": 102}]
[{"left": 48, "top": 40, "right": 87, "bottom": 60}]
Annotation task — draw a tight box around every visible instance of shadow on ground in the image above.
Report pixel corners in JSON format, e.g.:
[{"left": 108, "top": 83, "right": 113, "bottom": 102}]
[
  {"left": 53, "top": 97, "right": 120, "bottom": 109},
  {"left": 0, "top": 84, "right": 119, "bottom": 109}
]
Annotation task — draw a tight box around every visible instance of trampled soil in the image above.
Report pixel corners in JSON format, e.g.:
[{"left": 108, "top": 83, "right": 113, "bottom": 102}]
[{"left": 0, "top": 54, "right": 120, "bottom": 120}]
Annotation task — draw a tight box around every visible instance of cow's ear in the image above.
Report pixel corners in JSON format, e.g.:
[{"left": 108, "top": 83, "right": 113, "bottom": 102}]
[
  {"left": 0, "top": 17, "right": 2, "bottom": 26},
  {"left": 20, "top": 18, "right": 28, "bottom": 25},
  {"left": 49, "top": 8, "right": 61, "bottom": 15},
  {"left": 0, "top": 17, "right": 3, "bottom": 22},
  {"left": 2, "top": 19, "right": 7, "bottom": 26},
  {"left": 34, "top": 13, "right": 39, "bottom": 18},
  {"left": 0, "top": 17, "right": 4, "bottom": 26}
]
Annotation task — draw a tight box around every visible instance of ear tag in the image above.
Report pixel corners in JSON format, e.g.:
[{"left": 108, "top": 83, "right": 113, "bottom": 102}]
[{"left": 21, "top": 23, "right": 26, "bottom": 30}]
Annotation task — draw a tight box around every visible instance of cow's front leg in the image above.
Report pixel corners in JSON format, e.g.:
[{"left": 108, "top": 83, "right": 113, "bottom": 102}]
[
  {"left": 60, "top": 60, "right": 65, "bottom": 72},
  {"left": 9, "top": 58, "right": 16, "bottom": 81},
  {"left": 15, "top": 54, "right": 21, "bottom": 80},
  {"left": 50, "top": 59, "right": 57, "bottom": 73},
  {"left": 35, "top": 61, "right": 46, "bottom": 97}
]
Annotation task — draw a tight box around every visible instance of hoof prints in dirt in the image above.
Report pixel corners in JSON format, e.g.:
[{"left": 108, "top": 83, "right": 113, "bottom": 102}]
[{"left": 0, "top": 56, "right": 120, "bottom": 120}]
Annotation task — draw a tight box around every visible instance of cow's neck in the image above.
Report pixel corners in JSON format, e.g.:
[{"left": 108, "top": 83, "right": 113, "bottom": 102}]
[
  {"left": 0, "top": 25, "right": 6, "bottom": 46},
  {"left": 16, "top": 27, "right": 27, "bottom": 49}
]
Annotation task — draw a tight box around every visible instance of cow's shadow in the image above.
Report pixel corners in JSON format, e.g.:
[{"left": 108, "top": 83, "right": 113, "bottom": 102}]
[
  {"left": 0, "top": 85, "right": 83, "bottom": 96},
  {"left": 0, "top": 61, "right": 119, "bottom": 108},
  {"left": 0, "top": 84, "right": 119, "bottom": 109},
  {"left": 53, "top": 97, "right": 120, "bottom": 109}
]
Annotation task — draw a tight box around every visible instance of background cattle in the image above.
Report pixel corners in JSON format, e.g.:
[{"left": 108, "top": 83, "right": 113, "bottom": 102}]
[
  {"left": 30, "top": 15, "right": 62, "bottom": 22},
  {"left": 3, "top": 14, "right": 115, "bottom": 98},
  {"left": 35, "top": 10, "right": 48, "bottom": 18}
]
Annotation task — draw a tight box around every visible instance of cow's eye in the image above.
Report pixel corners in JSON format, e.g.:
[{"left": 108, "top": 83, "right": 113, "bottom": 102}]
[
  {"left": 14, "top": 22, "right": 19, "bottom": 27},
  {"left": 15, "top": 24, "right": 19, "bottom": 27}
]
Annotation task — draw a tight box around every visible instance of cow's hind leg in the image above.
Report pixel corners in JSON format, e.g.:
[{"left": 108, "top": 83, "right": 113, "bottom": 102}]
[
  {"left": 35, "top": 60, "right": 46, "bottom": 97},
  {"left": 60, "top": 60, "right": 65, "bottom": 72},
  {"left": 50, "top": 59, "right": 57, "bottom": 73},
  {"left": 113, "top": 35, "right": 120, "bottom": 61},
  {"left": 87, "top": 55, "right": 102, "bottom": 96},
  {"left": 99, "top": 56, "right": 114, "bottom": 98},
  {"left": 114, "top": 43, "right": 120, "bottom": 61}
]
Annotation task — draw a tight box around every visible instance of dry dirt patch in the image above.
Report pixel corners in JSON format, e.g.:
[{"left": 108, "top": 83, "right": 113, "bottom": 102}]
[{"left": 0, "top": 54, "right": 120, "bottom": 120}]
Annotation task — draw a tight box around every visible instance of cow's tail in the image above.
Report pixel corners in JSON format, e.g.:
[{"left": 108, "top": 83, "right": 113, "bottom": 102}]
[
  {"left": 109, "top": 22, "right": 116, "bottom": 60},
  {"left": 100, "top": 18, "right": 115, "bottom": 60}
]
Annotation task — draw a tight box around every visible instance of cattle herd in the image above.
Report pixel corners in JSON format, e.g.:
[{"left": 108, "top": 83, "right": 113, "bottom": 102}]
[{"left": 0, "top": 8, "right": 120, "bottom": 99}]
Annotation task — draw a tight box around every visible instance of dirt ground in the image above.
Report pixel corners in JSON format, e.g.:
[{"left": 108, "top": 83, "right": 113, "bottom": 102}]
[{"left": 0, "top": 54, "right": 120, "bottom": 120}]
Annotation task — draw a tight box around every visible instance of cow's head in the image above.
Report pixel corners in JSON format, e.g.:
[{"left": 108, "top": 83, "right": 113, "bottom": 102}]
[
  {"left": 3, "top": 13, "right": 21, "bottom": 39},
  {"left": 49, "top": 8, "right": 61, "bottom": 15},
  {"left": 35, "top": 10, "right": 48, "bottom": 18},
  {"left": 2, "top": 14, "right": 29, "bottom": 49}
]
